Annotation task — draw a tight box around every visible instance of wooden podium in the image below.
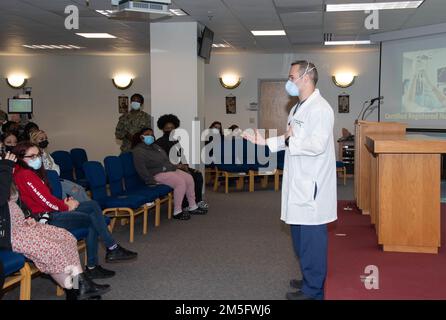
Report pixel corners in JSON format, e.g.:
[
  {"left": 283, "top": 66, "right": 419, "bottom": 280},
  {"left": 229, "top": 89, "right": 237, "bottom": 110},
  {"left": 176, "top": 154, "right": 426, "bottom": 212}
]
[
  {"left": 365, "top": 134, "right": 446, "bottom": 254},
  {"left": 354, "top": 121, "right": 407, "bottom": 214}
]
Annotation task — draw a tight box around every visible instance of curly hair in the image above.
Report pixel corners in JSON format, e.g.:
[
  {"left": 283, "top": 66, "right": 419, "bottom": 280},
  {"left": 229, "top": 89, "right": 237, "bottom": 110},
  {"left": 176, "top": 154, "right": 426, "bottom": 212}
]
[{"left": 157, "top": 114, "right": 180, "bottom": 130}]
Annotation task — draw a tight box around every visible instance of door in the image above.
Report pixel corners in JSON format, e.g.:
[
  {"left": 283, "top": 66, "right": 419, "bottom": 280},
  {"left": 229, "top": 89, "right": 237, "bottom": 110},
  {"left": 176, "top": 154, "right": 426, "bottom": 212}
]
[{"left": 258, "top": 80, "right": 299, "bottom": 136}]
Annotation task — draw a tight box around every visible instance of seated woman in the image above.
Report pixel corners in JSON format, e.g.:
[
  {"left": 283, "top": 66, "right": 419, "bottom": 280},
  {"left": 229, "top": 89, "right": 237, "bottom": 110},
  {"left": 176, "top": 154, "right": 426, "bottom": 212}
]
[
  {"left": 155, "top": 114, "right": 208, "bottom": 212},
  {"left": 131, "top": 128, "right": 206, "bottom": 220},
  {"left": 0, "top": 152, "right": 109, "bottom": 300},
  {"left": 29, "top": 130, "right": 89, "bottom": 202},
  {"left": 0, "top": 132, "right": 18, "bottom": 154},
  {"left": 12, "top": 141, "right": 138, "bottom": 280}
]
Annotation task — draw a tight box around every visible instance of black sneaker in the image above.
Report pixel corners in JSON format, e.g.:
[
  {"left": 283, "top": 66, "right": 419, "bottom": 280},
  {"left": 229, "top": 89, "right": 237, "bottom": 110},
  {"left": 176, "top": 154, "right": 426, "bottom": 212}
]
[
  {"left": 173, "top": 211, "right": 191, "bottom": 220},
  {"left": 188, "top": 207, "right": 207, "bottom": 215},
  {"left": 85, "top": 265, "right": 116, "bottom": 279},
  {"left": 290, "top": 279, "right": 303, "bottom": 290},
  {"left": 105, "top": 245, "right": 138, "bottom": 263}
]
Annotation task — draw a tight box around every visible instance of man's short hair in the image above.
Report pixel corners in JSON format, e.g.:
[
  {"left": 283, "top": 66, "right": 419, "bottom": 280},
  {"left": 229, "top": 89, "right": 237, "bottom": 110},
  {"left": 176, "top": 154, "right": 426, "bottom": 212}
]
[
  {"left": 291, "top": 60, "right": 318, "bottom": 86},
  {"left": 131, "top": 93, "right": 144, "bottom": 104}
]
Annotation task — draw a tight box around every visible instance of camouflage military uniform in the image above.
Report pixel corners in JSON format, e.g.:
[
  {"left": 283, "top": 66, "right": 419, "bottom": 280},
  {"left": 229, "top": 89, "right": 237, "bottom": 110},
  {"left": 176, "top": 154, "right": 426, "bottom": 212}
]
[{"left": 115, "top": 110, "right": 151, "bottom": 153}]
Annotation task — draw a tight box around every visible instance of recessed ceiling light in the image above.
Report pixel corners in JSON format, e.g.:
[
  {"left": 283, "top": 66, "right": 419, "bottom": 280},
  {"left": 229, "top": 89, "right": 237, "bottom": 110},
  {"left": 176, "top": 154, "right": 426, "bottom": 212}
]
[
  {"left": 75, "top": 33, "right": 116, "bottom": 39},
  {"left": 96, "top": 10, "right": 115, "bottom": 17},
  {"left": 22, "top": 44, "right": 84, "bottom": 50},
  {"left": 326, "top": 1, "right": 424, "bottom": 12},
  {"left": 251, "top": 30, "right": 286, "bottom": 36},
  {"left": 212, "top": 44, "right": 230, "bottom": 48},
  {"left": 324, "top": 40, "right": 372, "bottom": 46},
  {"left": 169, "top": 9, "right": 188, "bottom": 16}
]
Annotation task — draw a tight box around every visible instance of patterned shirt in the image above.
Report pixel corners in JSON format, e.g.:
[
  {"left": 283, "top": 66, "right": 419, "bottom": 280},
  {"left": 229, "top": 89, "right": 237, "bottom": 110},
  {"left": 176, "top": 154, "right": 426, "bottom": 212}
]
[{"left": 115, "top": 110, "right": 152, "bottom": 153}]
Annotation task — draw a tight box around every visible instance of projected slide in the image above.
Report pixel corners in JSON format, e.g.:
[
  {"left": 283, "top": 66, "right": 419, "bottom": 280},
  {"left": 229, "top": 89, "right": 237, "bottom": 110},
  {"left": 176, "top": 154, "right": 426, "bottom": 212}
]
[{"left": 402, "top": 48, "right": 446, "bottom": 113}]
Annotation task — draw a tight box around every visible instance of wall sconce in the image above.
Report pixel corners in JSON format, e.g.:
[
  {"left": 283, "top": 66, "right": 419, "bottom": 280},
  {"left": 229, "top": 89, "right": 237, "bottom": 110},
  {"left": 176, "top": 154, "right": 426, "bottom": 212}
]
[
  {"left": 219, "top": 74, "right": 241, "bottom": 89},
  {"left": 332, "top": 73, "right": 356, "bottom": 88},
  {"left": 6, "top": 74, "right": 28, "bottom": 89},
  {"left": 112, "top": 74, "right": 133, "bottom": 90}
]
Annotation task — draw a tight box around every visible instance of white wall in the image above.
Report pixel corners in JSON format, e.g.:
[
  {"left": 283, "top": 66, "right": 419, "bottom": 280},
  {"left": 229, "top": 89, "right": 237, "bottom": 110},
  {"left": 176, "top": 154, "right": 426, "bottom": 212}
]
[
  {"left": 0, "top": 53, "right": 150, "bottom": 161},
  {"left": 150, "top": 22, "right": 205, "bottom": 166},
  {"left": 204, "top": 50, "right": 380, "bottom": 150}
]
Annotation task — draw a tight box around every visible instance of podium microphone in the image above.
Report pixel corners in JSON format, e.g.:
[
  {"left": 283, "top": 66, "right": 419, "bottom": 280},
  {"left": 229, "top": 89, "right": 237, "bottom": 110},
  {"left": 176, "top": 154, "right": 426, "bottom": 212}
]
[
  {"left": 357, "top": 96, "right": 383, "bottom": 122},
  {"left": 368, "top": 96, "right": 383, "bottom": 104}
]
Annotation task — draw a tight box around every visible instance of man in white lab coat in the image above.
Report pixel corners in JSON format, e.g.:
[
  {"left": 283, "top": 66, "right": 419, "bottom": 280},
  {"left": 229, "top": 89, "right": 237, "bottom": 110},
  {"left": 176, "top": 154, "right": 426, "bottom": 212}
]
[{"left": 243, "top": 61, "right": 337, "bottom": 300}]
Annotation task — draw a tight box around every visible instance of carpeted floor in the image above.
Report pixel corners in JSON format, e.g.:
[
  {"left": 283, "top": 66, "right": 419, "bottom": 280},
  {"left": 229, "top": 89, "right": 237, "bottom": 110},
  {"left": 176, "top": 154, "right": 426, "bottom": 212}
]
[
  {"left": 325, "top": 201, "right": 446, "bottom": 300},
  {"left": 6, "top": 180, "right": 330, "bottom": 300}
]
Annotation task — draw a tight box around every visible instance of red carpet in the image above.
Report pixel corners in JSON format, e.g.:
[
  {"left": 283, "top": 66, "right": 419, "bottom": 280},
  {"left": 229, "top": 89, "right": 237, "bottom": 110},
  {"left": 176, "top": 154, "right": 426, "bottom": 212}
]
[{"left": 325, "top": 201, "right": 446, "bottom": 300}]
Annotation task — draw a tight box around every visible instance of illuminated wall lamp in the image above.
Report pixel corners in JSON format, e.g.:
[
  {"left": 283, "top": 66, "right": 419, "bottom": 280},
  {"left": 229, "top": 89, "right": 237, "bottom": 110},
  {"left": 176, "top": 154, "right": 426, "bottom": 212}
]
[
  {"left": 219, "top": 74, "right": 241, "bottom": 89},
  {"left": 332, "top": 73, "right": 356, "bottom": 88},
  {"left": 112, "top": 74, "right": 133, "bottom": 90},
  {"left": 6, "top": 74, "right": 28, "bottom": 89}
]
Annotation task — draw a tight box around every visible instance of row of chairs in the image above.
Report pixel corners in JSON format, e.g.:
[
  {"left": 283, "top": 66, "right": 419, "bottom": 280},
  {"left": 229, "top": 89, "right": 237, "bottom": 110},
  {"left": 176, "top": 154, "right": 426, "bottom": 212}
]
[
  {"left": 206, "top": 139, "right": 347, "bottom": 192},
  {"left": 51, "top": 148, "right": 89, "bottom": 189},
  {"left": 1, "top": 152, "right": 173, "bottom": 300},
  {"left": 205, "top": 138, "right": 285, "bottom": 193}
]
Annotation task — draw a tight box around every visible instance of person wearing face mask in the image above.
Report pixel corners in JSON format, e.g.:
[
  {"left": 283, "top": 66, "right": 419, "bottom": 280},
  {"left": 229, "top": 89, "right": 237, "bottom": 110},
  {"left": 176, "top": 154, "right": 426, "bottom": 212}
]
[
  {"left": 0, "top": 132, "right": 18, "bottom": 155},
  {"left": 131, "top": 128, "right": 207, "bottom": 220},
  {"left": 115, "top": 93, "right": 152, "bottom": 153},
  {"left": 12, "top": 141, "right": 138, "bottom": 280},
  {"left": 243, "top": 61, "right": 337, "bottom": 300},
  {"left": 0, "top": 151, "right": 110, "bottom": 300},
  {"left": 155, "top": 114, "right": 208, "bottom": 212},
  {"left": 30, "top": 130, "right": 89, "bottom": 203}
]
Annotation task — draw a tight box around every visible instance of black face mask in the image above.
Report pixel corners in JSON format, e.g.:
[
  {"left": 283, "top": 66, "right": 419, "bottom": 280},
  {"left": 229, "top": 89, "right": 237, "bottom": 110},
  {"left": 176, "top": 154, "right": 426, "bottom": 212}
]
[
  {"left": 4, "top": 145, "right": 14, "bottom": 153},
  {"left": 38, "top": 140, "right": 49, "bottom": 149}
]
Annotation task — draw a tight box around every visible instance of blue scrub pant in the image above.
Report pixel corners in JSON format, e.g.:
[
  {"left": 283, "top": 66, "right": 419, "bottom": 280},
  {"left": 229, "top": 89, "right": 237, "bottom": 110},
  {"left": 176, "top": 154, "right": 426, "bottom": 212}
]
[{"left": 290, "top": 224, "right": 328, "bottom": 300}]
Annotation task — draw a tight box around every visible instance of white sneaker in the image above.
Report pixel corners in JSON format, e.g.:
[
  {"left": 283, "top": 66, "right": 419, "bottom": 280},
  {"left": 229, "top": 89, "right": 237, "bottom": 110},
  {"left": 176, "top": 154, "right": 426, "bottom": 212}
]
[{"left": 198, "top": 201, "right": 209, "bottom": 210}]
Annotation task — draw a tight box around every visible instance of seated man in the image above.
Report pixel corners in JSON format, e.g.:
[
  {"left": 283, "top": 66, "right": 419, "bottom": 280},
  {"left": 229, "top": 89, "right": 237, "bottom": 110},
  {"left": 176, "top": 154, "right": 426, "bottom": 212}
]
[{"left": 155, "top": 114, "right": 208, "bottom": 211}]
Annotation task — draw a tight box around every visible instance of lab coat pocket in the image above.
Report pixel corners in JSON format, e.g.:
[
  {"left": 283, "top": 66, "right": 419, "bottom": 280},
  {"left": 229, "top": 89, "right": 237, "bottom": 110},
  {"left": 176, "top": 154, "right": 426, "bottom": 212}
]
[{"left": 289, "top": 179, "right": 317, "bottom": 209}]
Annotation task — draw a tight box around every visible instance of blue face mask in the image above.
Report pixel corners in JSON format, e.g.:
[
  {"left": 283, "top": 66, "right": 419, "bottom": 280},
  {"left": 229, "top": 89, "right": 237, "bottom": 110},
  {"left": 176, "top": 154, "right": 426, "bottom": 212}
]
[
  {"left": 143, "top": 135, "right": 155, "bottom": 145},
  {"left": 285, "top": 64, "right": 315, "bottom": 97},
  {"left": 131, "top": 101, "right": 141, "bottom": 110},
  {"left": 285, "top": 80, "right": 300, "bottom": 97},
  {"left": 28, "top": 157, "right": 42, "bottom": 170}
]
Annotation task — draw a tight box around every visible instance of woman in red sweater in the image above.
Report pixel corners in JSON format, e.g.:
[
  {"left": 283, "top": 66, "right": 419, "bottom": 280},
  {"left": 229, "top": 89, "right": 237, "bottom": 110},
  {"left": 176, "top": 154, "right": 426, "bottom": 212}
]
[{"left": 12, "top": 141, "right": 137, "bottom": 280}]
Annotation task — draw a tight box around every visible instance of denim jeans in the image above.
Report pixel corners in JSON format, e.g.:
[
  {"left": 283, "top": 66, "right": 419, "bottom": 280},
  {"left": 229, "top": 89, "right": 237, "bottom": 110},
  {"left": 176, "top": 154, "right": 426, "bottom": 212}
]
[
  {"left": 60, "top": 179, "right": 90, "bottom": 202},
  {"left": 49, "top": 200, "right": 116, "bottom": 267}
]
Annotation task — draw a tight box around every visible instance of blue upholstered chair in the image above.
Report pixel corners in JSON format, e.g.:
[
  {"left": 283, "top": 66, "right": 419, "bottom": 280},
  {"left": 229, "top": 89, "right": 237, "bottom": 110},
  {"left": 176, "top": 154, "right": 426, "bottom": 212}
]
[{"left": 83, "top": 161, "right": 149, "bottom": 243}]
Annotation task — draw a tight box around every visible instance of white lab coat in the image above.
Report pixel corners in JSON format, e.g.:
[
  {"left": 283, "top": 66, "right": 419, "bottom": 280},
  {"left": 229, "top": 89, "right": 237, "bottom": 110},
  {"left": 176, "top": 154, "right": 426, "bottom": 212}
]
[{"left": 267, "top": 89, "right": 337, "bottom": 225}]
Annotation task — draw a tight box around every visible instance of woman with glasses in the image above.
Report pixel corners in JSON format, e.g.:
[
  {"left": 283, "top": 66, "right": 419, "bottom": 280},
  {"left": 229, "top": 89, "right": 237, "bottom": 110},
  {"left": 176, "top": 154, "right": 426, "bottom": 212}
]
[
  {"left": 1, "top": 151, "right": 109, "bottom": 300},
  {"left": 29, "top": 130, "right": 89, "bottom": 202},
  {"left": 11, "top": 141, "right": 138, "bottom": 281}
]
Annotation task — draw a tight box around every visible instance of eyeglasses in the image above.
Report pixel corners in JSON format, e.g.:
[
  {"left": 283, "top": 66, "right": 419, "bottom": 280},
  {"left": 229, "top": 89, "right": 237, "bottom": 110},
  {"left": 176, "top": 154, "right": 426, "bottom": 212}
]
[{"left": 24, "top": 153, "right": 41, "bottom": 160}]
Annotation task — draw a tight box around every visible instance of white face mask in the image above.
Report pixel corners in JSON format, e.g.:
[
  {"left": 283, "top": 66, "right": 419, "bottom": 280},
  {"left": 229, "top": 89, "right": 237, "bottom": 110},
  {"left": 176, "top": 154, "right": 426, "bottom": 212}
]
[
  {"left": 285, "top": 64, "right": 315, "bottom": 97},
  {"left": 131, "top": 101, "right": 141, "bottom": 110}
]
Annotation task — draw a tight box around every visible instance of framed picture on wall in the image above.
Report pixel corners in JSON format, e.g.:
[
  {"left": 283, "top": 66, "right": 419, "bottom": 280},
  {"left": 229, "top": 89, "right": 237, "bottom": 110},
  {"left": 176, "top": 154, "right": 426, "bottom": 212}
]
[
  {"left": 226, "top": 95, "right": 236, "bottom": 114},
  {"left": 118, "top": 95, "right": 129, "bottom": 114},
  {"left": 338, "top": 94, "right": 350, "bottom": 113}
]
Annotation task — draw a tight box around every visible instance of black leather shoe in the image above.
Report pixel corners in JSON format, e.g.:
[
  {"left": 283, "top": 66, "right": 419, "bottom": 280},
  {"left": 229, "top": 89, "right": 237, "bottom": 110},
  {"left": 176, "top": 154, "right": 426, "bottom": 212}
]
[
  {"left": 290, "top": 279, "right": 303, "bottom": 289},
  {"left": 173, "top": 211, "right": 191, "bottom": 220},
  {"left": 76, "top": 273, "right": 110, "bottom": 300},
  {"left": 286, "top": 291, "right": 314, "bottom": 300},
  {"left": 188, "top": 207, "right": 207, "bottom": 215},
  {"left": 85, "top": 265, "right": 116, "bottom": 279},
  {"left": 105, "top": 245, "right": 138, "bottom": 263}
]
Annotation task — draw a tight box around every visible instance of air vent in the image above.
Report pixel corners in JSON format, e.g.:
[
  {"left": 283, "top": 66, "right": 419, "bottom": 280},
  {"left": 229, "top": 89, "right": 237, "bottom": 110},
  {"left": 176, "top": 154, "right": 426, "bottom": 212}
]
[{"left": 324, "top": 33, "right": 333, "bottom": 42}]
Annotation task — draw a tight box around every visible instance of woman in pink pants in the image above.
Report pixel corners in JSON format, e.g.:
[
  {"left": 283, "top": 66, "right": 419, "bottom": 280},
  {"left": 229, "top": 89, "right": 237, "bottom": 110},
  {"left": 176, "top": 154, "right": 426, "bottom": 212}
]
[{"left": 132, "top": 128, "right": 207, "bottom": 220}]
